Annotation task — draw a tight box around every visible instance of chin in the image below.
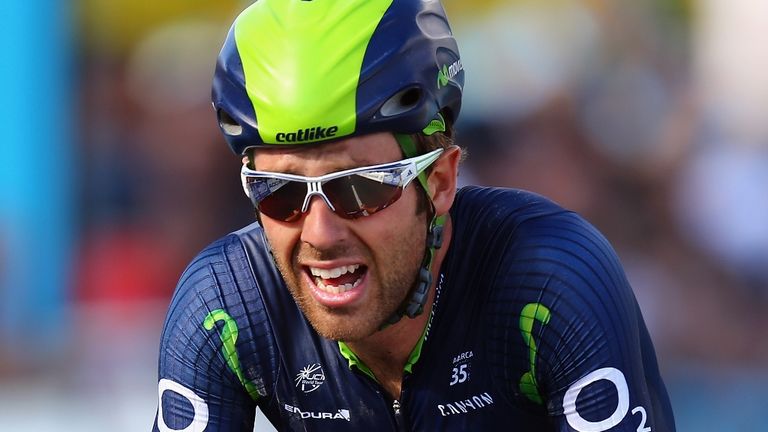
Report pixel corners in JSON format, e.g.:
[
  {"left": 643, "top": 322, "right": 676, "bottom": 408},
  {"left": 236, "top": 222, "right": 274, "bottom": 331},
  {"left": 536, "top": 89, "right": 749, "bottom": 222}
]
[{"left": 304, "top": 309, "right": 382, "bottom": 342}]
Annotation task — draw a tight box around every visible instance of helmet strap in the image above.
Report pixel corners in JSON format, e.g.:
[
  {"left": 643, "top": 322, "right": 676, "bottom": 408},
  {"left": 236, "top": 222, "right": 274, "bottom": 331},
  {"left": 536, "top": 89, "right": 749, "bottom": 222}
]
[{"left": 381, "top": 130, "right": 446, "bottom": 327}]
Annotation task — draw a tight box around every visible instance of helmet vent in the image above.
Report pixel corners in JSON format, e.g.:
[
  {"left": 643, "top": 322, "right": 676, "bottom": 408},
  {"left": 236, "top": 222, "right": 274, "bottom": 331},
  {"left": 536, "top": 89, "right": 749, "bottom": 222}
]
[
  {"left": 218, "top": 109, "right": 243, "bottom": 136},
  {"left": 379, "top": 87, "right": 423, "bottom": 117}
]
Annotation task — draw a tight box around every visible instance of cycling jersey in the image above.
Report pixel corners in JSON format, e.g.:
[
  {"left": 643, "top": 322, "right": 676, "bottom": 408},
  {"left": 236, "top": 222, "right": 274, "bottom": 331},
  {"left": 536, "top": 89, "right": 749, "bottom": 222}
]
[{"left": 153, "top": 186, "right": 675, "bottom": 431}]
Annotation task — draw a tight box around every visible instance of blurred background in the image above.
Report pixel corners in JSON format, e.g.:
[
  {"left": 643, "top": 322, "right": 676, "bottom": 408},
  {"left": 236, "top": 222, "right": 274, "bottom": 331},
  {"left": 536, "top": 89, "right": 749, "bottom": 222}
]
[{"left": 1, "top": 0, "right": 767, "bottom": 430}]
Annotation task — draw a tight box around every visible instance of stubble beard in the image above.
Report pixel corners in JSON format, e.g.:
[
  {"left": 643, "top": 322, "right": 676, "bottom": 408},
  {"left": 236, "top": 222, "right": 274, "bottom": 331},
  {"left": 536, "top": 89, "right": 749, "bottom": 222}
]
[{"left": 272, "top": 229, "right": 426, "bottom": 342}]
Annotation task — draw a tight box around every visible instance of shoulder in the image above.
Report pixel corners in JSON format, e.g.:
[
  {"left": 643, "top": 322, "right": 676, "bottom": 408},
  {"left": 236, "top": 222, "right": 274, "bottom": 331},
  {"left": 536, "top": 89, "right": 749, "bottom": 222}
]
[
  {"left": 452, "top": 186, "right": 632, "bottom": 320},
  {"left": 160, "top": 223, "right": 284, "bottom": 369},
  {"left": 448, "top": 186, "right": 637, "bottom": 375},
  {"left": 155, "top": 223, "right": 280, "bottom": 430},
  {"left": 451, "top": 185, "right": 568, "bottom": 226},
  {"left": 447, "top": 187, "right": 640, "bottom": 362},
  {"left": 449, "top": 185, "right": 632, "bottom": 319},
  {"left": 168, "top": 222, "right": 275, "bottom": 308},
  {"left": 449, "top": 188, "right": 675, "bottom": 429},
  {"left": 450, "top": 186, "right": 612, "bottom": 258},
  {"left": 158, "top": 222, "right": 281, "bottom": 395},
  {"left": 183, "top": 221, "right": 271, "bottom": 279},
  {"left": 450, "top": 186, "right": 617, "bottom": 279}
]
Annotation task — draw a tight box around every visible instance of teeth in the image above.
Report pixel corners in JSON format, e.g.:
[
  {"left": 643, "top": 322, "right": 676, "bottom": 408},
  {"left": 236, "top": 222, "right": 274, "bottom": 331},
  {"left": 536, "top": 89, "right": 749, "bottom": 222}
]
[
  {"left": 309, "top": 264, "right": 363, "bottom": 294},
  {"left": 316, "top": 277, "right": 363, "bottom": 294},
  {"left": 309, "top": 264, "right": 360, "bottom": 280}
]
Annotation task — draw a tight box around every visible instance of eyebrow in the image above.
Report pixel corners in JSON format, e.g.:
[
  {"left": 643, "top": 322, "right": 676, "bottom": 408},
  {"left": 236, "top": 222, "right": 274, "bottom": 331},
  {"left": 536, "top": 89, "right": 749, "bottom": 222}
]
[{"left": 254, "top": 156, "right": 399, "bottom": 176}]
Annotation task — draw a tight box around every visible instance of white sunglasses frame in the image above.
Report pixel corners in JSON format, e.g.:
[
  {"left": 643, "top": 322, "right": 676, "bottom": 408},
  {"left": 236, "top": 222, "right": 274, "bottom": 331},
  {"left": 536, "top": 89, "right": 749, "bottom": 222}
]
[{"left": 240, "top": 148, "right": 444, "bottom": 217}]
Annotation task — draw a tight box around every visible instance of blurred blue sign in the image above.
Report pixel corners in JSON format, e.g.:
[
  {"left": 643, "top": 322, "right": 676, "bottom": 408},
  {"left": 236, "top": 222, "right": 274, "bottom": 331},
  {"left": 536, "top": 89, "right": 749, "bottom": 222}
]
[{"left": 0, "top": 2, "right": 74, "bottom": 351}]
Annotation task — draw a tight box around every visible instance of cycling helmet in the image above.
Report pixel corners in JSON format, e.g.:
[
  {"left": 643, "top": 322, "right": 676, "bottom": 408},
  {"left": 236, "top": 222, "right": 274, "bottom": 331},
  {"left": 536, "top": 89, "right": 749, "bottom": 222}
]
[{"left": 212, "top": 0, "right": 464, "bottom": 155}]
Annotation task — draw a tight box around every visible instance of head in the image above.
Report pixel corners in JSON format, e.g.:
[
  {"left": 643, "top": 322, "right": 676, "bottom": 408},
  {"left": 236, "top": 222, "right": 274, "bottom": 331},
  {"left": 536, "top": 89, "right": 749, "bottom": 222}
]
[{"left": 212, "top": 0, "right": 464, "bottom": 340}]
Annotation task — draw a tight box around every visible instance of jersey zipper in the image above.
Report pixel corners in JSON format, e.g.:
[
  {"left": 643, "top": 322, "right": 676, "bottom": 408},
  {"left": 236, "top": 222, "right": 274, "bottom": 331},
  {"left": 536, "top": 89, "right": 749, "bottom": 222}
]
[
  {"left": 391, "top": 350, "right": 416, "bottom": 431},
  {"left": 392, "top": 399, "right": 409, "bottom": 431}
]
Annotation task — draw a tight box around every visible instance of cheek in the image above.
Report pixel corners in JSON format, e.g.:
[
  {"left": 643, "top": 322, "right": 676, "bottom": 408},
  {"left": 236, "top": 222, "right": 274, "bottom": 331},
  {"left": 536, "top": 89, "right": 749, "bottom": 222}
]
[
  {"left": 361, "top": 188, "right": 427, "bottom": 252},
  {"left": 262, "top": 220, "right": 301, "bottom": 264}
]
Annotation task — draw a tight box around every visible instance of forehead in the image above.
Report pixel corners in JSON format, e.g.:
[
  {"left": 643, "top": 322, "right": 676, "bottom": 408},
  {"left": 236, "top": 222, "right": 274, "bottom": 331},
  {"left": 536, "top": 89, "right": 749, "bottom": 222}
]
[{"left": 251, "top": 132, "right": 403, "bottom": 175}]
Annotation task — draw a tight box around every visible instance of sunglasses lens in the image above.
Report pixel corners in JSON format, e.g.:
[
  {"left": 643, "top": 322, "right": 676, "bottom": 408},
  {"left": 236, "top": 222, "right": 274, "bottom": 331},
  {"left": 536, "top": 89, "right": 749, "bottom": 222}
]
[
  {"left": 243, "top": 163, "right": 413, "bottom": 222},
  {"left": 256, "top": 180, "right": 307, "bottom": 222},
  {"left": 324, "top": 175, "right": 403, "bottom": 218}
]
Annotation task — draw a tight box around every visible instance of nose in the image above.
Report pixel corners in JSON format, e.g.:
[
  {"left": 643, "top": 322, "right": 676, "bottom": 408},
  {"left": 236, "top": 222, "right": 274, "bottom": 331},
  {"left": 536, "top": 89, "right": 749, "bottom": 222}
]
[{"left": 300, "top": 195, "right": 349, "bottom": 249}]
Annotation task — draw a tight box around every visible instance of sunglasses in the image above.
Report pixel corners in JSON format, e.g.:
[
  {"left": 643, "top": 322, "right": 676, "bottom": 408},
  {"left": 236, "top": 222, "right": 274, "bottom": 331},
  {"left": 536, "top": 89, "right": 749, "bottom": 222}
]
[{"left": 241, "top": 148, "right": 444, "bottom": 222}]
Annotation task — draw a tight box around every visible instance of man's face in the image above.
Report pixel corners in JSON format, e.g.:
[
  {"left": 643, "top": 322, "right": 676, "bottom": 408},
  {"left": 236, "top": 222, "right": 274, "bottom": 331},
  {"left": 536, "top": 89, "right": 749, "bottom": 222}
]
[{"left": 252, "top": 133, "right": 428, "bottom": 341}]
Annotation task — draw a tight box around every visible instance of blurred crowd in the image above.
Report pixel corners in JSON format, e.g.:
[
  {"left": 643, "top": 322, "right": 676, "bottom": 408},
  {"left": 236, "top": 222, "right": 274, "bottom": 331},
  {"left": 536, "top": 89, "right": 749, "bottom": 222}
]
[{"left": 2, "top": 0, "right": 767, "bottom": 430}]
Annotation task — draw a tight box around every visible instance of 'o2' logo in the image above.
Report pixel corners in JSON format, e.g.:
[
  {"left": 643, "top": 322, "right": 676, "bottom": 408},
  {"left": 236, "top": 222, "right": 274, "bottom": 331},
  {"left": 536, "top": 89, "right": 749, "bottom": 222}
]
[
  {"left": 562, "top": 367, "right": 651, "bottom": 432},
  {"left": 157, "top": 379, "right": 209, "bottom": 432}
]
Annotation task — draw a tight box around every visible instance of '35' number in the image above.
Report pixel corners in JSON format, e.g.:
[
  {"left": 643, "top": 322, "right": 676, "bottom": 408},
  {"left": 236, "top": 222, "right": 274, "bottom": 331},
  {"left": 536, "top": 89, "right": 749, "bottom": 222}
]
[{"left": 450, "top": 364, "right": 468, "bottom": 386}]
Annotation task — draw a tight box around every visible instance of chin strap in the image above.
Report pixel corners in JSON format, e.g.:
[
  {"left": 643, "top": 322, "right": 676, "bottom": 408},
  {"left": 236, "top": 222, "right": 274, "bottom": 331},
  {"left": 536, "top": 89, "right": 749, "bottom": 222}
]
[
  {"left": 382, "top": 212, "right": 445, "bottom": 327},
  {"left": 404, "top": 213, "right": 445, "bottom": 318},
  {"left": 382, "top": 122, "right": 446, "bottom": 328}
]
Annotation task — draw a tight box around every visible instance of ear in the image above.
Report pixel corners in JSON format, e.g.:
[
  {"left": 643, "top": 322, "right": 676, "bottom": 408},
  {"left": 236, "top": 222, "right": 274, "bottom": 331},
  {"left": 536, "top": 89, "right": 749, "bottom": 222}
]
[{"left": 428, "top": 146, "right": 461, "bottom": 217}]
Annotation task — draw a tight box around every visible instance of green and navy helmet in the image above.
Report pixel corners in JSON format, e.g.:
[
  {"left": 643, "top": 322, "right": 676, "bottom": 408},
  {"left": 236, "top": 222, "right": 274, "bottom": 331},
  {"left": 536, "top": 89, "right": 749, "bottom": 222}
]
[{"left": 212, "top": 0, "right": 464, "bottom": 154}]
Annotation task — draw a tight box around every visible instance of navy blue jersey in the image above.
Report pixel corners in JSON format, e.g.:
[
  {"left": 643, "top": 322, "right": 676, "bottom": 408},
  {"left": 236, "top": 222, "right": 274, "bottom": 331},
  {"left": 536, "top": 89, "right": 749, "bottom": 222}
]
[{"left": 153, "top": 186, "right": 675, "bottom": 431}]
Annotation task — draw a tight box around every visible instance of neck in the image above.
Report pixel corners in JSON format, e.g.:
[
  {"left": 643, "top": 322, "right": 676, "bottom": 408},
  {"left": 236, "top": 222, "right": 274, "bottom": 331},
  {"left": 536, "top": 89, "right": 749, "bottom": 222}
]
[{"left": 343, "top": 216, "right": 452, "bottom": 399}]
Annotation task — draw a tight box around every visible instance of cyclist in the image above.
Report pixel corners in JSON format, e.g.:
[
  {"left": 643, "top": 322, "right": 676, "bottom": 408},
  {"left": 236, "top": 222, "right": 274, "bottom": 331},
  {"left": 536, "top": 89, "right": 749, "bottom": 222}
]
[{"left": 153, "top": 1, "right": 675, "bottom": 430}]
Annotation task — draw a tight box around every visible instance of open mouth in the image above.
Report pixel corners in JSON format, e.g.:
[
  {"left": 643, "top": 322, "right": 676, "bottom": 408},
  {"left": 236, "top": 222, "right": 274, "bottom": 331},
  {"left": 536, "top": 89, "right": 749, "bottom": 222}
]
[{"left": 308, "top": 264, "right": 367, "bottom": 294}]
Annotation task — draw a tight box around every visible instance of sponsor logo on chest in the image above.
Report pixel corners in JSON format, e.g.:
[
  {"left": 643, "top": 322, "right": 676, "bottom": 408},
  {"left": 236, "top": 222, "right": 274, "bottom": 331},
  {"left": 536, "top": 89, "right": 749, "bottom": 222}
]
[
  {"left": 284, "top": 404, "right": 351, "bottom": 421},
  {"left": 437, "top": 392, "right": 495, "bottom": 417},
  {"left": 295, "top": 363, "right": 325, "bottom": 393}
]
